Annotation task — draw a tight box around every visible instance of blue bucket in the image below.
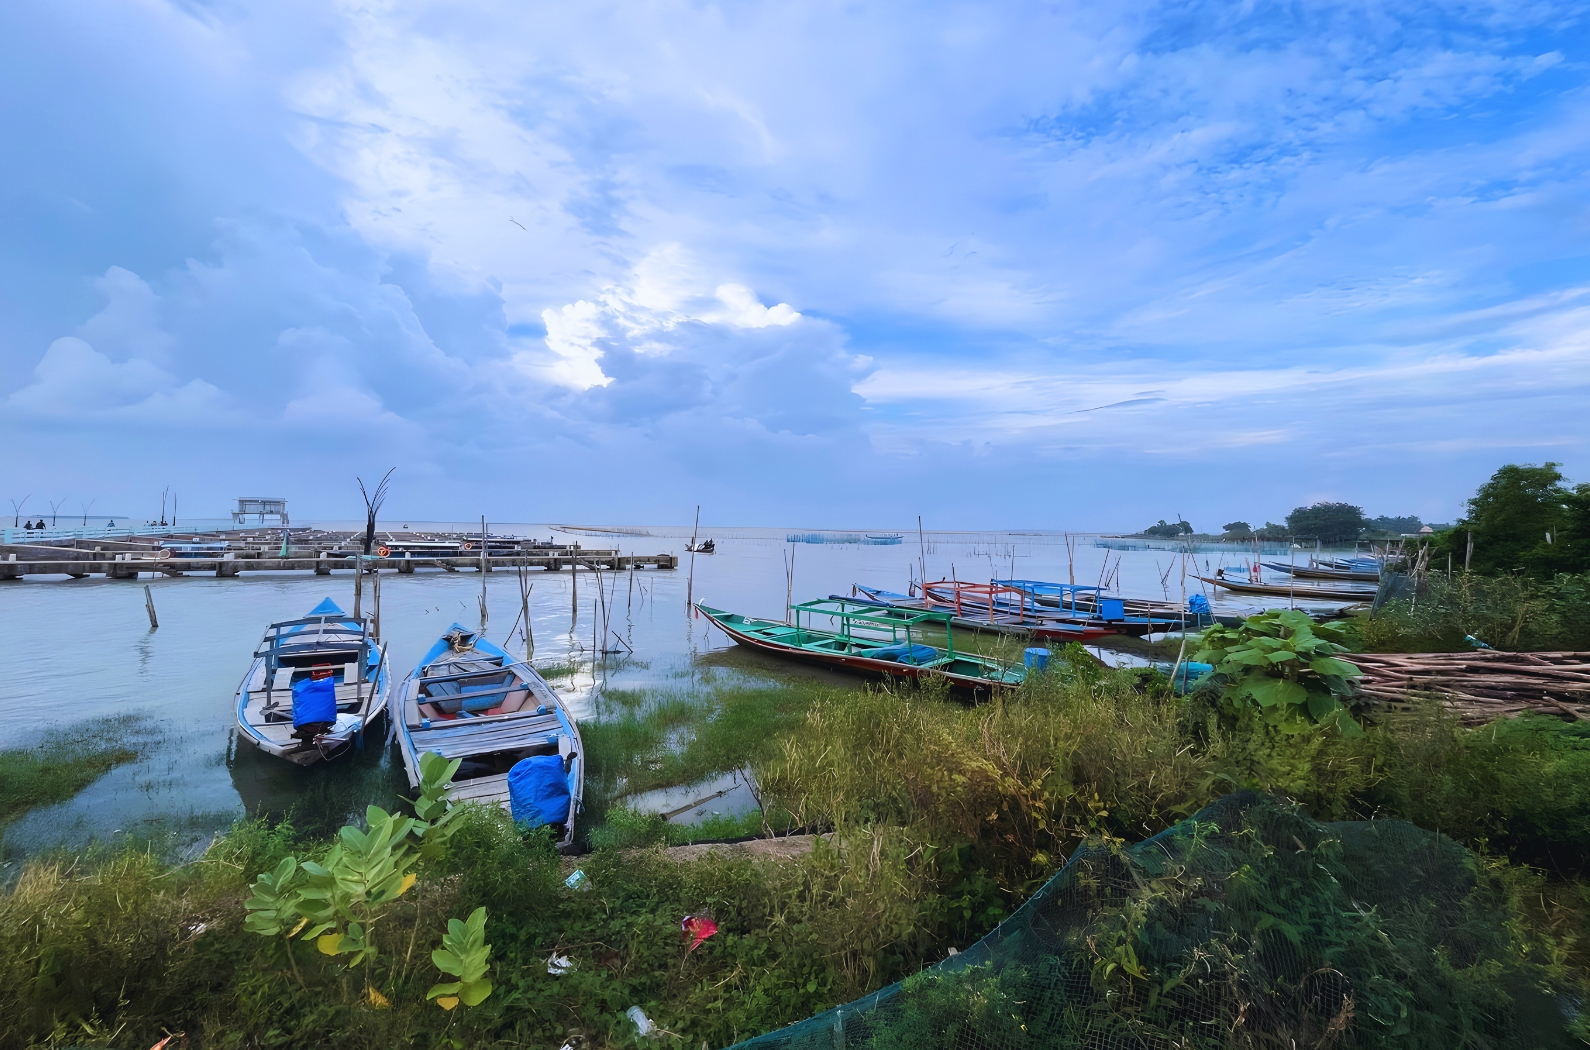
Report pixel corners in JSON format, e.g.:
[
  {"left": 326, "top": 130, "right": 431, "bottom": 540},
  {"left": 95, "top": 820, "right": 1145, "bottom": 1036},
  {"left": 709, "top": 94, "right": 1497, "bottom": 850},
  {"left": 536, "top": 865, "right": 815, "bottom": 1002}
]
[{"left": 1023, "top": 647, "right": 1050, "bottom": 670}]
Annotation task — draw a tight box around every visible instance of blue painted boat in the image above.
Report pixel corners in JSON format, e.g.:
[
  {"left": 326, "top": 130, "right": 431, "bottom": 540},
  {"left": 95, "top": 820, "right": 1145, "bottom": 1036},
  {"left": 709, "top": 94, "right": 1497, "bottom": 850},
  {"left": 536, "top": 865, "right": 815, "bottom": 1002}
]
[
  {"left": 390, "top": 626, "right": 584, "bottom": 851},
  {"left": 980, "top": 580, "right": 1187, "bottom": 635},
  {"left": 233, "top": 598, "right": 389, "bottom": 766}
]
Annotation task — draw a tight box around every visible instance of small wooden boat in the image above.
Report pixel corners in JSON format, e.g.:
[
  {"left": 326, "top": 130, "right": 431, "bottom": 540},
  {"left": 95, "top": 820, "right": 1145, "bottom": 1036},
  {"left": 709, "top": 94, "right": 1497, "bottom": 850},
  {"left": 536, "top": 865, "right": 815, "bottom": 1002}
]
[
  {"left": 686, "top": 538, "right": 716, "bottom": 554},
  {"left": 926, "top": 580, "right": 1184, "bottom": 637},
  {"left": 234, "top": 598, "right": 389, "bottom": 766},
  {"left": 1261, "top": 561, "right": 1380, "bottom": 582},
  {"left": 851, "top": 585, "right": 1116, "bottom": 641},
  {"left": 1195, "top": 571, "right": 1377, "bottom": 602},
  {"left": 391, "top": 626, "right": 583, "bottom": 850},
  {"left": 995, "top": 579, "right": 1192, "bottom": 621},
  {"left": 697, "top": 599, "right": 1025, "bottom": 693}
]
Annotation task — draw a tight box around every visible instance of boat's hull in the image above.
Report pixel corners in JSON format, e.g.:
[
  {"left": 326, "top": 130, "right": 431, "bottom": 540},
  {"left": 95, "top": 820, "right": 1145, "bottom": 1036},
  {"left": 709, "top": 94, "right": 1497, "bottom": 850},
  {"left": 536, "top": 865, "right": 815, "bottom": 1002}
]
[
  {"left": 1261, "top": 562, "right": 1380, "bottom": 582},
  {"left": 699, "top": 605, "right": 1022, "bottom": 693},
  {"left": 1196, "top": 575, "right": 1377, "bottom": 602}
]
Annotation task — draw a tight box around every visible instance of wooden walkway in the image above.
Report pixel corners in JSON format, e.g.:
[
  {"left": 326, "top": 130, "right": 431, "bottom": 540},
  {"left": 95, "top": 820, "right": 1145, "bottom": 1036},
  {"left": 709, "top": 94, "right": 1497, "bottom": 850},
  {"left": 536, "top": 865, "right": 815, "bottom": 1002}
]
[{"left": 0, "top": 546, "right": 676, "bottom": 580}]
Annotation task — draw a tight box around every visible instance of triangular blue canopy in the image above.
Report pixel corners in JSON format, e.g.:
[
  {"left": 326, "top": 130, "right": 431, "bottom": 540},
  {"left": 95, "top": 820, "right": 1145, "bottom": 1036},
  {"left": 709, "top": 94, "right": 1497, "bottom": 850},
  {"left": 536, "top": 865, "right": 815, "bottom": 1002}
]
[{"left": 308, "top": 598, "right": 346, "bottom": 616}]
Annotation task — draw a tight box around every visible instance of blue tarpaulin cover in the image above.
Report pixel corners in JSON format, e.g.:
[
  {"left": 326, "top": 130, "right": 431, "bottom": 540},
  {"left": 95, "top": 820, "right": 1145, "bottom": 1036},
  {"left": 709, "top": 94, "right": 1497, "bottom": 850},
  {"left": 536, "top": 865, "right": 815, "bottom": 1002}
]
[
  {"left": 292, "top": 677, "right": 337, "bottom": 727},
  {"left": 509, "top": 754, "right": 571, "bottom": 828},
  {"left": 864, "top": 642, "right": 937, "bottom": 664}
]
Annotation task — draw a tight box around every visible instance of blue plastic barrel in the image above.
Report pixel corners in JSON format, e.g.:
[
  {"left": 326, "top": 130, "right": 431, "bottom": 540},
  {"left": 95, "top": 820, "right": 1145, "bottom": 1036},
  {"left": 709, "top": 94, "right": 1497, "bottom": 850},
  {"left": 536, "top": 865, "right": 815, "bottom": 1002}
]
[{"left": 1023, "top": 647, "right": 1050, "bottom": 670}]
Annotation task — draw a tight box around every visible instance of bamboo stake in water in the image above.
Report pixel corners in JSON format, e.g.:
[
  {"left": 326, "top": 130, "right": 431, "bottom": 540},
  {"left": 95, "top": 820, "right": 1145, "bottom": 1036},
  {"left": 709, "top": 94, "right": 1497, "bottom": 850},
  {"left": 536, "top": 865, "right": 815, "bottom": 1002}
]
[
  {"left": 518, "top": 563, "right": 534, "bottom": 662},
  {"left": 478, "top": 516, "right": 488, "bottom": 632},
  {"left": 354, "top": 550, "right": 363, "bottom": 619},
  {"left": 687, "top": 505, "right": 700, "bottom": 608},
  {"left": 917, "top": 515, "right": 927, "bottom": 588},
  {"left": 372, "top": 566, "right": 381, "bottom": 642},
  {"left": 143, "top": 584, "right": 159, "bottom": 630}
]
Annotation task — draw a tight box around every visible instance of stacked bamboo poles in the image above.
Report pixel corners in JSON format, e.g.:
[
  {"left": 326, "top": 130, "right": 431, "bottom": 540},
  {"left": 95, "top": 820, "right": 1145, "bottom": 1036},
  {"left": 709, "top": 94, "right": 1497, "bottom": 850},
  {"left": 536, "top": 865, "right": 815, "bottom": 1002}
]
[{"left": 1354, "top": 650, "right": 1590, "bottom": 724}]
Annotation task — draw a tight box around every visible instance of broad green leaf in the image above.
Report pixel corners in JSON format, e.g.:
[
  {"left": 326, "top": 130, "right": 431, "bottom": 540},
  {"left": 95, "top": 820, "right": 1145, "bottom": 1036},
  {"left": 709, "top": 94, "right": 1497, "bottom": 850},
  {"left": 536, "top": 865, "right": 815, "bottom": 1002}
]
[
  {"left": 459, "top": 978, "right": 493, "bottom": 1006},
  {"left": 1310, "top": 656, "right": 1361, "bottom": 678},
  {"left": 1306, "top": 691, "right": 1342, "bottom": 722},
  {"left": 1242, "top": 677, "right": 1307, "bottom": 708}
]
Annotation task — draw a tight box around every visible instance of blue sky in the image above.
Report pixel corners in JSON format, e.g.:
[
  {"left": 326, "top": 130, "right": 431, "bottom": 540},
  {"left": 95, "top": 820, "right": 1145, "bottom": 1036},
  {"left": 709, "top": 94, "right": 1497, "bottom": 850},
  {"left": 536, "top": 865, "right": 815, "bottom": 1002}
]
[{"left": 3, "top": 0, "right": 1588, "bottom": 529}]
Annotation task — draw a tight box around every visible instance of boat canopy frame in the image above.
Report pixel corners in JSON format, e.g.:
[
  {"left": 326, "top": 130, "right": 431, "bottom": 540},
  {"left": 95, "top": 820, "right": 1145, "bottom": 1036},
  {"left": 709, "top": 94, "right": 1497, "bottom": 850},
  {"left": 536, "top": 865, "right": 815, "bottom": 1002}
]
[
  {"left": 254, "top": 612, "right": 374, "bottom": 673},
  {"left": 994, "top": 579, "right": 1108, "bottom": 614},
  {"left": 788, "top": 597, "right": 959, "bottom": 659}
]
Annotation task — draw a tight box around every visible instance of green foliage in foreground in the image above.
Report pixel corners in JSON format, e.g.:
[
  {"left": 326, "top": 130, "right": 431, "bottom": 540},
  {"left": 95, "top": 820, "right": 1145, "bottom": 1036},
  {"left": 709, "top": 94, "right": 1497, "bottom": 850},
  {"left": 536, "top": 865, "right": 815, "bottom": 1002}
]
[
  {"left": 1193, "top": 609, "right": 1361, "bottom": 734},
  {"left": 0, "top": 718, "right": 145, "bottom": 825},
  {"left": 242, "top": 751, "right": 491, "bottom": 1011},
  {"left": 1351, "top": 570, "right": 1590, "bottom": 653},
  {"left": 3, "top": 673, "right": 1590, "bottom": 1046},
  {"left": 762, "top": 795, "right": 1579, "bottom": 1050}
]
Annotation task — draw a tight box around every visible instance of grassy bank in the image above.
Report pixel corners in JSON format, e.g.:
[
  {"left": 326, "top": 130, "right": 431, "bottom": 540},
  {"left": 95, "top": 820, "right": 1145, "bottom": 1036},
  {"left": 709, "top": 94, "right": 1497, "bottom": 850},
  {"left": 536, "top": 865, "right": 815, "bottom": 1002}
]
[{"left": 2, "top": 665, "right": 1589, "bottom": 1047}]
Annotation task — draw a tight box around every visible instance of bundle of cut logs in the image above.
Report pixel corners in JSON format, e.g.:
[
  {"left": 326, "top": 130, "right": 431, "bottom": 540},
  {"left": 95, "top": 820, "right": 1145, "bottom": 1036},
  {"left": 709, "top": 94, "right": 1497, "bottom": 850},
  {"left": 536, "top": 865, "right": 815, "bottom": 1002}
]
[{"left": 1352, "top": 650, "right": 1590, "bottom": 725}]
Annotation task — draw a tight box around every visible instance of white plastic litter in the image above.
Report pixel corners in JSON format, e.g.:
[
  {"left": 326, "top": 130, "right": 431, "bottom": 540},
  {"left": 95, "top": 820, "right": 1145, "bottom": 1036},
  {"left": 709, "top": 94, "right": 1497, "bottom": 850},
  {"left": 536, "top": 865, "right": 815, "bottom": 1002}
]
[
  {"left": 546, "top": 952, "right": 576, "bottom": 976},
  {"left": 626, "top": 1006, "right": 655, "bottom": 1036},
  {"left": 565, "top": 869, "right": 589, "bottom": 891}
]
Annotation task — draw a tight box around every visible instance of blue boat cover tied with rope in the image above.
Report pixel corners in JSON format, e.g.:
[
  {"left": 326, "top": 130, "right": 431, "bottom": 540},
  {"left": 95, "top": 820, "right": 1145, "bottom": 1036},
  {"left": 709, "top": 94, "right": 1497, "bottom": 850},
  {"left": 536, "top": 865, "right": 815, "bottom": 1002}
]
[
  {"left": 291, "top": 677, "right": 337, "bottom": 727},
  {"left": 508, "top": 755, "right": 571, "bottom": 828},
  {"left": 1188, "top": 593, "right": 1211, "bottom": 615},
  {"left": 864, "top": 642, "right": 937, "bottom": 664}
]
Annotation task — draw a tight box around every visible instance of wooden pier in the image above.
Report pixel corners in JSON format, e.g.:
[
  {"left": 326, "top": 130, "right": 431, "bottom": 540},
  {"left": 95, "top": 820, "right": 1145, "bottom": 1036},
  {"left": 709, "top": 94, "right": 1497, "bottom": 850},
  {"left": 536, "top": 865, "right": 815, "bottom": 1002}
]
[{"left": 0, "top": 531, "right": 677, "bottom": 581}]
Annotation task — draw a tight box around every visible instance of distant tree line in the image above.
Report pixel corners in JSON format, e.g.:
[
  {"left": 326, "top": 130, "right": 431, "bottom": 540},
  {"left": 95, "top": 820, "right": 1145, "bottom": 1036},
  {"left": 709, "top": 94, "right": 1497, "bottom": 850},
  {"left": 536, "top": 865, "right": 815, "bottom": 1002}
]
[
  {"left": 1140, "top": 507, "right": 1424, "bottom": 543},
  {"left": 1148, "top": 462, "right": 1589, "bottom": 574}
]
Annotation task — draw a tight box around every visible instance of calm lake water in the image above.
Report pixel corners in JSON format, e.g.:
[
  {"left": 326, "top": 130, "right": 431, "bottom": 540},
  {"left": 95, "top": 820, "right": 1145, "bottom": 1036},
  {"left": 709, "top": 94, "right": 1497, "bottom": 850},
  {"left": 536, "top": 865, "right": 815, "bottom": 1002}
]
[{"left": 0, "top": 524, "right": 1342, "bottom": 857}]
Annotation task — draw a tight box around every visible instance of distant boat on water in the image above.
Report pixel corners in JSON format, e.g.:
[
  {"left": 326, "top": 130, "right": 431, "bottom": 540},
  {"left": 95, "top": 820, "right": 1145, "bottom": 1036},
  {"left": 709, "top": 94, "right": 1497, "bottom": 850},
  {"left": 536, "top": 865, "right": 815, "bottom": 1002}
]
[{"left": 234, "top": 598, "right": 389, "bottom": 766}]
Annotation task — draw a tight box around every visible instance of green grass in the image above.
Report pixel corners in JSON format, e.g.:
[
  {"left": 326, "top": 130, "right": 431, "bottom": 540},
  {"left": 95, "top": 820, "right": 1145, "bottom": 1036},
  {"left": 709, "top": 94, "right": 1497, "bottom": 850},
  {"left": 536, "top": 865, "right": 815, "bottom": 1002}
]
[
  {"left": 580, "top": 673, "right": 832, "bottom": 833},
  {"left": 3, "top": 672, "right": 1590, "bottom": 1047},
  {"left": 0, "top": 717, "right": 148, "bottom": 825}
]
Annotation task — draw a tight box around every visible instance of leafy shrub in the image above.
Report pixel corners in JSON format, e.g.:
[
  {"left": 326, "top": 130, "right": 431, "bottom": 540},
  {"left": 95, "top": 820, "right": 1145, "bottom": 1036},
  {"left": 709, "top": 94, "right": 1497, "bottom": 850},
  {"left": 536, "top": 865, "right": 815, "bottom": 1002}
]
[{"left": 1192, "top": 610, "right": 1361, "bottom": 733}]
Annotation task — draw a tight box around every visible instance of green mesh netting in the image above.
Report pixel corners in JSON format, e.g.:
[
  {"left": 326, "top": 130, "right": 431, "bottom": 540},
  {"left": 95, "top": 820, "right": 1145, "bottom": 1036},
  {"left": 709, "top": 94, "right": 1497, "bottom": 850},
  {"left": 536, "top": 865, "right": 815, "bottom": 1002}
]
[{"left": 729, "top": 792, "right": 1575, "bottom": 1050}]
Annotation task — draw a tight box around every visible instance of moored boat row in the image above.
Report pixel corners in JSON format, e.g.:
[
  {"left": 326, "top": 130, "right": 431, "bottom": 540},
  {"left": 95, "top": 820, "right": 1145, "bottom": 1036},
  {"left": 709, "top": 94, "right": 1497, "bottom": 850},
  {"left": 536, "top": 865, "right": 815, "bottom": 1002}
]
[{"left": 234, "top": 599, "right": 583, "bottom": 849}]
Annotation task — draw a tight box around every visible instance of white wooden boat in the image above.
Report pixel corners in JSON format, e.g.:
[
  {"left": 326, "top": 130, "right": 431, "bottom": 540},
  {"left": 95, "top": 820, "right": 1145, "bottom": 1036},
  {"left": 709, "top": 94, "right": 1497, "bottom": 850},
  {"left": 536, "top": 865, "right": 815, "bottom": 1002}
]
[
  {"left": 391, "top": 625, "right": 584, "bottom": 850},
  {"left": 234, "top": 598, "right": 389, "bottom": 766}
]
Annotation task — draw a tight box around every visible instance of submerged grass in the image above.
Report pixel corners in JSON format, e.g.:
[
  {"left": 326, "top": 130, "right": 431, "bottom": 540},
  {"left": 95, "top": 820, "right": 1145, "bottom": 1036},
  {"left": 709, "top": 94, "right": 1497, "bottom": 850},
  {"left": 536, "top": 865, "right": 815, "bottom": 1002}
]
[
  {"left": 0, "top": 716, "right": 150, "bottom": 826},
  {"left": 580, "top": 672, "right": 831, "bottom": 831}
]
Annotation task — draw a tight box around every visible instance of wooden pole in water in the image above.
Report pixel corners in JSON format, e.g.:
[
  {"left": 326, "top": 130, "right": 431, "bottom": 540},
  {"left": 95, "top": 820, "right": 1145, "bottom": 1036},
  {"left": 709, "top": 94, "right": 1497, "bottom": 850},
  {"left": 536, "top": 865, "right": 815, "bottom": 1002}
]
[
  {"left": 354, "top": 549, "right": 363, "bottom": 619},
  {"left": 478, "top": 516, "right": 488, "bottom": 631},
  {"left": 518, "top": 563, "right": 534, "bottom": 662},
  {"left": 372, "top": 566, "right": 381, "bottom": 642},
  {"left": 687, "top": 505, "right": 699, "bottom": 608},
  {"left": 917, "top": 515, "right": 927, "bottom": 588},
  {"left": 143, "top": 584, "right": 158, "bottom": 630}
]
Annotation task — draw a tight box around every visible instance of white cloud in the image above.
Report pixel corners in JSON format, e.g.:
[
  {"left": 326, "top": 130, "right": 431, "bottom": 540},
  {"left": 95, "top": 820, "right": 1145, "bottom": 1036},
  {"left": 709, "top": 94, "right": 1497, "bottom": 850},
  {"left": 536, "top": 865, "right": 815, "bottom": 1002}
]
[
  {"left": 518, "top": 244, "right": 800, "bottom": 389},
  {"left": 5, "top": 336, "right": 229, "bottom": 423}
]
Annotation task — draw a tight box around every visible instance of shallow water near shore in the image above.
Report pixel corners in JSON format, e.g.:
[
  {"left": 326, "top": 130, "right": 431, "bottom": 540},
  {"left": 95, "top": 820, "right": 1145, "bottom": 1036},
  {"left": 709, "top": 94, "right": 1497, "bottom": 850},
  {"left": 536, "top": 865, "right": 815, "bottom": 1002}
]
[{"left": 0, "top": 525, "right": 1350, "bottom": 857}]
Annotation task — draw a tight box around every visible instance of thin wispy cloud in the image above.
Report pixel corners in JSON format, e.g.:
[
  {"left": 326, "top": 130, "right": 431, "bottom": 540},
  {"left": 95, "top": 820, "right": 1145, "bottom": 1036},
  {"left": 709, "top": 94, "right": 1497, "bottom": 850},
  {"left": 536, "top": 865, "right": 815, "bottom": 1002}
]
[{"left": 1, "top": 0, "right": 1586, "bottom": 526}]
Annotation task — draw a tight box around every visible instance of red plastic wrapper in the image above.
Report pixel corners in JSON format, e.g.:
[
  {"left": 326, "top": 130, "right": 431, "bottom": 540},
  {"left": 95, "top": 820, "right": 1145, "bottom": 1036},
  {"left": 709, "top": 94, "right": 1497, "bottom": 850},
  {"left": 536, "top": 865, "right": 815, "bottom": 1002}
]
[{"left": 681, "top": 914, "right": 718, "bottom": 952}]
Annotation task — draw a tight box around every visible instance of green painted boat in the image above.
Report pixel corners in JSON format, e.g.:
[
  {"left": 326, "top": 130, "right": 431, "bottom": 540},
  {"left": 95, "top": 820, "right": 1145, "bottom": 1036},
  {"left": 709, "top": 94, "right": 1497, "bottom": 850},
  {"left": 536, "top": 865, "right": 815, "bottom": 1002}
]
[{"left": 696, "top": 598, "right": 1025, "bottom": 693}]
